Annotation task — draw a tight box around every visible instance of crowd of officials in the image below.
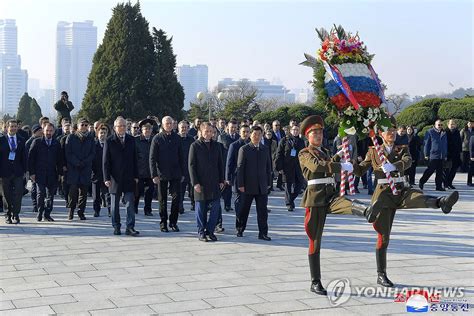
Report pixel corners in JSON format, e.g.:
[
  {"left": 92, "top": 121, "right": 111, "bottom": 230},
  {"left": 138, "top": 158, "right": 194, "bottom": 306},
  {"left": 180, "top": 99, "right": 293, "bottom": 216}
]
[{"left": 0, "top": 93, "right": 473, "bottom": 241}]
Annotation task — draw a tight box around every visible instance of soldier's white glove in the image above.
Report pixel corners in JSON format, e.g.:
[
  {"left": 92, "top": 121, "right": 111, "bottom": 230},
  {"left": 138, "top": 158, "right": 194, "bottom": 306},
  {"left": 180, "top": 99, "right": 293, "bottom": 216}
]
[
  {"left": 336, "top": 149, "right": 345, "bottom": 158},
  {"left": 341, "top": 162, "right": 353, "bottom": 173},
  {"left": 381, "top": 162, "right": 397, "bottom": 173}
]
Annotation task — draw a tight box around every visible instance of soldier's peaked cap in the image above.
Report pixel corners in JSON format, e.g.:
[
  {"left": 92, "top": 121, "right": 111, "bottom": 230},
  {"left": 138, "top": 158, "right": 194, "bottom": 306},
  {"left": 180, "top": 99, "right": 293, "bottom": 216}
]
[{"left": 301, "top": 115, "right": 324, "bottom": 136}]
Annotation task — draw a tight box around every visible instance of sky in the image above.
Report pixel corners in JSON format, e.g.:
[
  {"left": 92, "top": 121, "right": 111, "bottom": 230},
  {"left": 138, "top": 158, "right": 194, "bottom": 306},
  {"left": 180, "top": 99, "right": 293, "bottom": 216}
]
[{"left": 1, "top": 0, "right": 473, "bottom": 96}]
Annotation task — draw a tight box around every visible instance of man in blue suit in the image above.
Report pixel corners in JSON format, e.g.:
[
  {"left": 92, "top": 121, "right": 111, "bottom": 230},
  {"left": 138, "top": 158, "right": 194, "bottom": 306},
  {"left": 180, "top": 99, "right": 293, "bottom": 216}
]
[
  {"left": 225, "top": 124, "right": 250, "bottom": 219},
  {"left": 0, "top": 120, "right": 27, "bottom": 224}
]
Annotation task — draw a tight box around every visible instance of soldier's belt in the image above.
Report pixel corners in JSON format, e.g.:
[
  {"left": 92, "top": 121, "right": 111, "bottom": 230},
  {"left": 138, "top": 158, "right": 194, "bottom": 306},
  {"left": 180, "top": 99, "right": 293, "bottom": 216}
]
[
  {"left": 377, "top": 177, "right": 408, "bottom": 185},
  {"left": 307, "top": 178, "right": 335, "bottom": 185}
]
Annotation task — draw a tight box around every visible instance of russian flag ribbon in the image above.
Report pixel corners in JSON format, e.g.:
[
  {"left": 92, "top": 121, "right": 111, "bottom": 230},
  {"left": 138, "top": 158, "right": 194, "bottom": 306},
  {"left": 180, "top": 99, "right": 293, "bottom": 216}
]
[
  {"left": 322, "top": 61, "right": 360, "bottom": 110},
  {"left": 367, "top": 64, "right": 387, "bottom": 105}
]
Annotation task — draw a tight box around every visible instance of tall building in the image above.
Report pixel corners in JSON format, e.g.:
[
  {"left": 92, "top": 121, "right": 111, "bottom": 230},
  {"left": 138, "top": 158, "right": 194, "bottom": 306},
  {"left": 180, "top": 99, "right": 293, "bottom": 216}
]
[
  {"left": 0, "top": 19, "right": 28, "bottom": 115},
  {"left": 177, "top": 64, "right": 208, "bottom": 110},
  {"left": 218, "top": 78, "right": 295, "bottom": 104},
  {"left": 38, "top": 88, "right": 55, "bottom": 117},
  {"left": 56, "top": 21, "right": 97, "bottom": 113}
]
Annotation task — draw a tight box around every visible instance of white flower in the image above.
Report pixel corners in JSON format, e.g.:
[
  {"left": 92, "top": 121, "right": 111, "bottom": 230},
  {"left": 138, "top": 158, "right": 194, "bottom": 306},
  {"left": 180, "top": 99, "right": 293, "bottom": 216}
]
[
  {"left": 346, "top": 120, "right": 351, "bottom": 125},
  {"left": 344, "top": 126, "right": 357, "bottom": 135},
  {"left": 374, "top": 108, "right": 380, "bottom": 113},
  {"left": 368, "top": 113, "right": 373, "bottom": 120},
  {"left": 344, "top": 107, "right": 356, "bottom": 116},
  {"left": 363, "top": 119, "right": 370, "bottom": 127},
  {"left": 362, "top": 128, "right": 368, "bottom": 133},
  {"left": 368, "top": 107, "right": 373, "bottom": 114}
]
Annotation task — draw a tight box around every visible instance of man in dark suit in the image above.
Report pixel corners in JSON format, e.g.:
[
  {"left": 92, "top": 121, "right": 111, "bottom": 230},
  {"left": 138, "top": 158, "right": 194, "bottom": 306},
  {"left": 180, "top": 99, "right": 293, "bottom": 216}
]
[
  {"left": 275, "top": 125, "right": 306, "bottom": 211},
  {"left": 104, "top": 117, "right": 139, "bottom": 236},
  {"left": 58, "top": 122, "right": 71, "bottom": 204},
  {"left": 28, "top": 123, "right": 62, "bottom": 222},
  {"left": 225, "top": 124, "right": 250, "bottom": 218},
  {"left": 150, "top": 116, "right": 185, "bottom": 232},
  {"left": 271, "top": 120, "right": 286, "bottom": 190},
  {"left": 134, "top": 119, "right": 154, "bottom": 216},
  {"left": 236, "top": 125, "right": 272, "bottom": 241},
  {"left": 0, "top": 119, "right": 27, "bottom": 224},
  {"left": 92, "top": 124, "right": 110, "bottom": 217},
  {"left": 189, "top": 122, "right": 225, "bottom": 242},
  {"left": 25, "top": 124, "right": 43, "bottom": 213},
  {"left": 218, "top": 120, "right": 239, "bottom": 212},
  {"left": 65, "top": 118, "right": 95, "bottom": 220},
  {"left": 178, "top": 120, "right": 195, "bottom": 214}
]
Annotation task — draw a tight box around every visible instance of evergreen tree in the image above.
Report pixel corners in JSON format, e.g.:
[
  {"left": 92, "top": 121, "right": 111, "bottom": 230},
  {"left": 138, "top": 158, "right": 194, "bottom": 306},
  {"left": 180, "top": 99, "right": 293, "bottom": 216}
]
[
  {"left": 17, "top": 93, "right": 32, "bottom": 125},
  {"left": 80, "top": 2, "right": 156, "bottom": 123},
  {"left": 151, "top": 28, "right": 185, "bottom": 120},
  {"left": 30, "top": 98, "right": 43, "bottom": 125}
]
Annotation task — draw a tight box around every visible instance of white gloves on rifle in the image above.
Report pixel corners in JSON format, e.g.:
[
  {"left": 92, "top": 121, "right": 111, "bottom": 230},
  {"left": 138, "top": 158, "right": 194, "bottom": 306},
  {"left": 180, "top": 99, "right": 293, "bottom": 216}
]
[
  {"left": 381, "top": 162, "right": 397, "bottom": 173},
  {"left": 336, "top": 149, "right": 345, "bottom": 158},
  {"left": 341, "top": 162, "right": 353, "bottom": 173}
]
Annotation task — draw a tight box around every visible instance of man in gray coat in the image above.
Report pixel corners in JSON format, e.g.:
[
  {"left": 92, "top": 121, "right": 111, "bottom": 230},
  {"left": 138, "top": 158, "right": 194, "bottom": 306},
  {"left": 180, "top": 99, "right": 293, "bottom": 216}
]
[{"left": 189, "top": 122, "right": 224, "bottom": 242}]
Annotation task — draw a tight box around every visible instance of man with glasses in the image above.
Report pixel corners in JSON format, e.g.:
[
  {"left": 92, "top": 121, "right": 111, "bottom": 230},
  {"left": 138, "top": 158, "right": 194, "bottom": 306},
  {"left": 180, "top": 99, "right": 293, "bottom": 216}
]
[
  {"left": 150, "top": 116, "right": 185, "bottom": 232},
  {"left": 0, "top": 120, "right": 27, "bottom": 224},
  {"left": 131, "top": 122, "right": 141, "bottom": 137},
  {"left": 218, "top": 120, "right": 239, "bottom": 212},
  {"left": 188, "top": 118, "right": 202, "bottom": 139},
  {"left": 419, "top": 119, "right": 448, "bottom": 191},
  {"left": 104, "top": 117, "right": 139, "bottom": 236},
  {"left": 65, "top": 118, "right": 95, "bottom": 220}
]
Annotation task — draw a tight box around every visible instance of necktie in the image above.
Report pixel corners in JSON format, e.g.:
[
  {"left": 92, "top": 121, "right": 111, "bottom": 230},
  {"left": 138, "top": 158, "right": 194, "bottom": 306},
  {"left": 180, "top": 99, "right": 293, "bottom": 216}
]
[
  {"left": 9, "top": 137, "right": 16, "bottom": 151},
  {"left": 47, "top": 139, "right": 51, "bottom": 146}
]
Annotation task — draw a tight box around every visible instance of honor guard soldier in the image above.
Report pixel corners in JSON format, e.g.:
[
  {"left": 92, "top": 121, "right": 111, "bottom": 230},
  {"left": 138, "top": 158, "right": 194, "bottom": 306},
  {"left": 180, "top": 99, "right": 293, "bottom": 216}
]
[
  {"left": 299, "top": 115, "right": 380, "bottom": 296},
  {"left": 354, "top": 116, "right": 459, "bottom": 288}
]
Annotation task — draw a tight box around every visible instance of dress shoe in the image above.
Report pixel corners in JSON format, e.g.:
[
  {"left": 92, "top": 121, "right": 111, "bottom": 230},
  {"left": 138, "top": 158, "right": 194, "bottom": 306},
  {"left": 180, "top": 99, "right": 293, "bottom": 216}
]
[
  {"left": 258, "top": 234, "right": 271, "bottom": 241},
  {"left": 169, "top": 224, "right": 180, "bottom": 232},
  {"left": 419, "top": 182, "right": 424, "bottom": 190},
  {"left": 145, "top": 212, "right": 153, "bottom": 216},
  {"left": 438, "top": 191, "right": 459, "bottom": 214},
  {"left": 377, "top": 272, "right": 394, "bottom": 287},
  {"left": 179, "top": 209, "right": 184, "bottom": 214},
  {"left": 436, "top": 187, "right": 446, "bottom": 191},
  {"left": 44, "top": 216, "right": 55, "bottom": 222},
  {"left": 5, "top": 217, "right": 12, "bottom": 224},
  {"left": 37, "top": 214, "right": 43, "bottom": 221},
  {"left": 78, "top": 212, "right": 86, "bottom": 220},
  {"left": 198, "top": 234, "right": 208, "bottom": 242},
  {"left": 354, "top": 188, "right": 361, "bottom": 194},
  {"left": 33, "top": 207, "right": 38, "bottom": 213},
  {"left": 447, "top": 185, "right": 456, "bottom": 190},
  {"left": 287, "top": 207, "right": 294, "bottom": 212},
  {"left": 113, "top": 228, "right": 121, "bottom": 235},
  {"left": 161, "top": 226, "right": 169, "bottom": 233},
  {"left": 208, "top": 233, "right": 218, "bottom": 241},
  {"left": 215, "top": 227, "right": 225, "bottom": 233},
  {"left": 125, "top": 228, "right": 140, "bottom": 236},
  {"left": 93, "top": 211, "right": 100, "bottom": 217},
  {"left": 236, "top": 231, "right": 243, "bottom": 237},
  {"left": 310, "top": 280, "right": 328, "bottom": 295},
  {"left": 467, "top": 183, "right": 474, "bottom": 187},
  {"left": 12, "top": 216, "right": 20, "bottom": 224},
  {"left": 108, "top": 209, "right": 111, "bottom": 217}
]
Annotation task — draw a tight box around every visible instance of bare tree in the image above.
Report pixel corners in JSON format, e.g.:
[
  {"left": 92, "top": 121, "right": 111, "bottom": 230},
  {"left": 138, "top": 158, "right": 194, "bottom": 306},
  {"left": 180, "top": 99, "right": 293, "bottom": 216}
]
[{"left": 386, "top": 93, "right": 409, "bottom": 115}]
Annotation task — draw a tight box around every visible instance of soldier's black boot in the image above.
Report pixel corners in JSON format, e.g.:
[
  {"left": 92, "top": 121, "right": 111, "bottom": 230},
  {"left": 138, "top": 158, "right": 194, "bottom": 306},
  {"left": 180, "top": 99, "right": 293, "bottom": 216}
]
[
  {"left": 351, "top": 200, "right": 381, "bottom": 223},
  {"left": 438, "top": 191, "right": 459, "bottom": 214},
  {"left": 425, "top": 191, "right": 458, "bottom": 214},
  {"left": 309, "top": 253, "right": 327, "bottom": 295},
  {"left": 376, "top": 248, "right": 393, "bottom": 287}
]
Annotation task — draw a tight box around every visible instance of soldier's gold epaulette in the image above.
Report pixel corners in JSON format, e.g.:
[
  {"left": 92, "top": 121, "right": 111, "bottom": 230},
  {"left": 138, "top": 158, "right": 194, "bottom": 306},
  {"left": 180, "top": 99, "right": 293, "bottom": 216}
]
[{"left": 395, "top": 145, "right": 408, "bottom": 148}]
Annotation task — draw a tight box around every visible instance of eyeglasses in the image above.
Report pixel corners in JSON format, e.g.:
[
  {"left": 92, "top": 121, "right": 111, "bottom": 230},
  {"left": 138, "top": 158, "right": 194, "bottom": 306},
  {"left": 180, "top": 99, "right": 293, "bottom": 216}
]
[
  {"left": 80, "top": 123, "right": 89, "bottom": 127},
  {"left": 133, "top": 127, "right": 140, "bottom": 129}
]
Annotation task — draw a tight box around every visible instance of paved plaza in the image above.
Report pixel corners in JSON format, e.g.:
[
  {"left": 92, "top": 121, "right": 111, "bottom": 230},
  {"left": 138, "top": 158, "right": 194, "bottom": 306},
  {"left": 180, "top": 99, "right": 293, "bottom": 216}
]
[{"left": 0, "top": 171, "right": 473, "bottom": 315}]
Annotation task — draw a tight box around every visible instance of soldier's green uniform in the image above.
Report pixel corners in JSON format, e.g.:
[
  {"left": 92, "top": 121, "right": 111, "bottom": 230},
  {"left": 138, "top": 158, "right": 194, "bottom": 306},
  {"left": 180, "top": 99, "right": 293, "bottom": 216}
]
[
  {"left": 298, "top": 115, "right": 377, "bottom": 296},
  {"left": 354, "top": 136, "right": 459, "bottom": 287}
]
